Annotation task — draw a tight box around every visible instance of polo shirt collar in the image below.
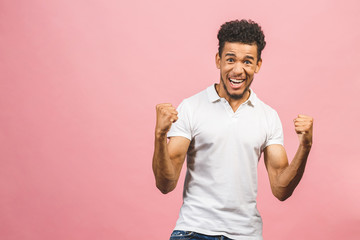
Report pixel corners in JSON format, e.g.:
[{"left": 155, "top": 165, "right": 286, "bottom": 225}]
[
  {"left": 247, "top": 89, "right": 258, "bottom": 106},
  {"left": 207, "top": 84, "right": 221, "bottom": 102},
  {"left": 206, "top": 84, "right": 258, "bottom": 106}
]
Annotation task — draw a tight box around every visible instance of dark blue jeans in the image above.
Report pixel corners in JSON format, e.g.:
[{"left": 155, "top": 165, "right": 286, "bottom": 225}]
[{"left": 169, "top": 230, "right": 233, "bottom": 240}]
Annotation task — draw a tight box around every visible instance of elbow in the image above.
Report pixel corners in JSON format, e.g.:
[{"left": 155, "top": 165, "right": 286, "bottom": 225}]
[
  {"left": 153, "top": 169, "right": 177, "bottom": 194},
  {"left": 276, "top": 193, "right": 291, "bottom": 201},
  {"left": 156, "top": 180, "right": 176, "bottom": 194},
  {"left": 273, "top": 190, "right": 293, "bottom": 201},
  {"left": 157, "top": 185, "right": 173, "bottom": 194},
  {"left": 272, "top": 185, "right": 293, "bottom": 201}
]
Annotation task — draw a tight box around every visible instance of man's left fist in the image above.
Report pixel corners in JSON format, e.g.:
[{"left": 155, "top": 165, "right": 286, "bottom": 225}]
[{"left": 294, "top": 114, "right": 313, "bottom": 147}]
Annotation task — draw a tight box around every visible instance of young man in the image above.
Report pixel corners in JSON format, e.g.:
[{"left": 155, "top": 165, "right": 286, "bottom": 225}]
[{"left": 153, "top": 19, "right": 313, "bottom": 240}]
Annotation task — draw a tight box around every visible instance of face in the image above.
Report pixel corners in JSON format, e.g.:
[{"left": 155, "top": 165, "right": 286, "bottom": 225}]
[{"left": 216, "top": 42, "right": 262, "bottom": 101}]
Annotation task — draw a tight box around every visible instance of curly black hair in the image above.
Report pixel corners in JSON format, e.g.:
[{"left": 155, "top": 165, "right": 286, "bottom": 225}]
[{"left": 217, "top": 19, "right": 266, "bottom": 61}]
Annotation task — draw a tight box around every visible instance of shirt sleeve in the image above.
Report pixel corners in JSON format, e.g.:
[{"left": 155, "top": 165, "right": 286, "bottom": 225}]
[
  {"left": 167, "top": 100, "right": 192, "bottom": 140},
  {"left": 264, "top": 110, "right": 284, "bottom": 149}
]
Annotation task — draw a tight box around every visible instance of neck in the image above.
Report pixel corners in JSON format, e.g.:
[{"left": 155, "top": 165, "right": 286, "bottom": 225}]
[{"left": 215, "top": 83, "right": 250, "bottom": 112}]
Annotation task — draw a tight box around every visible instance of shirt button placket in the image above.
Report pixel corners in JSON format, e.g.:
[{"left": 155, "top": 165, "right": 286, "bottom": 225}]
[{"left": 222, "top": 99, "right": 234, "bottom": 117}]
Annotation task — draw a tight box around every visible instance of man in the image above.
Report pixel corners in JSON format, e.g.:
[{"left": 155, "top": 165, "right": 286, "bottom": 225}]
[{"left": 152, "top": 19, "right": 313, "bottom": 240}]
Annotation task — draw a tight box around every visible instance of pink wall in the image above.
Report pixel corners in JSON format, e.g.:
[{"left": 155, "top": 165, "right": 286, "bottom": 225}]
[{"left": 1, "top": 0, "right": 359, "bottom": 239}]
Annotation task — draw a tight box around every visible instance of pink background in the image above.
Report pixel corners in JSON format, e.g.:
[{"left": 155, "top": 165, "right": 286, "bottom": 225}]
[{"left": 1, "top": 0, "right": 359, "bottom": 239}]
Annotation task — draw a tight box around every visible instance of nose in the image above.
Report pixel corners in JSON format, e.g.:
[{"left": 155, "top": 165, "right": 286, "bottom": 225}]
[{"left": 233, "top": 62, "right": 245, "bottom": 75}]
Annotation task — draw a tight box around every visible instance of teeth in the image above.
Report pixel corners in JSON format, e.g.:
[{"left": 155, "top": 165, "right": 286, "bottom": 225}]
[{"left": 229, "top": 78, "right": 245, "bottom": 83}]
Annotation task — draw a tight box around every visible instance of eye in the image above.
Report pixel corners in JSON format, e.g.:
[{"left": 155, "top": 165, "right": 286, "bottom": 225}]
[
  {"left": 226, "top": 58, "right": 235, "bottom": 63},
  {"left": 244, "top": 60, "right": 252, "bottom": 64}
]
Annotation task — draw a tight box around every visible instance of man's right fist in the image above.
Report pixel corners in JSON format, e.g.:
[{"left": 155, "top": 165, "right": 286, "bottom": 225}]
[{"left": 155, "top": 103, "right": 178, "bottom": 135}]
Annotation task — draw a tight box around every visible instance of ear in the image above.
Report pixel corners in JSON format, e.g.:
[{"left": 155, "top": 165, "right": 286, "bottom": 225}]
[
  {"left": 215, "top": 53, "right": 221, "bottom": 69},
  {"left": 254, "top": 58, "right": 262, "bottom": 73}
]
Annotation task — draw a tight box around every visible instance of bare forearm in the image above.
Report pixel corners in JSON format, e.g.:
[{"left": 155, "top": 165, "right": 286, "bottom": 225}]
[
  {"left": 152, "top": 132, "right": 177, "bottom": 193},
  {"left": 275, "top": 144, "right": 311, "bottom": 200},
  {"left": 267, "top": 115, "right": 313, "bottom": 201}
]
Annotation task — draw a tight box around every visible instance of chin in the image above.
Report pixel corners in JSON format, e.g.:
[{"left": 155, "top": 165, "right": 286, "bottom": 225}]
[
  {"left": 220, "top": 75, "right": 252, "bottom": 100},
  {"left": 229, "top": 91, "right": 246, "bottom": 100},
  {"left": 225, "top": 82, "right": 248, "bottom": 100}
]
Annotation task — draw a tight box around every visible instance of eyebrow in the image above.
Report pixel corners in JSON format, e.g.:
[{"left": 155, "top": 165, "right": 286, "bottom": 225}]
[
  {"left": 224, "top": 53, "right": 255, "bottom": 60},
  {"left": 244, "top": 55, "right": 255, "bottom": 60},
  {"left": 225, "top": 53, "right": 236, "bottom": 57}
]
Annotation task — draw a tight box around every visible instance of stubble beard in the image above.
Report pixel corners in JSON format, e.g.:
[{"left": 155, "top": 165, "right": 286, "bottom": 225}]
[{"left": 220, "top": 74, "right": 253, "bottom": 100}]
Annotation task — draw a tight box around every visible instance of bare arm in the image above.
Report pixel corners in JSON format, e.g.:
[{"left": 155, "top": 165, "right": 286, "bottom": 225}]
[
  {"left": 264, "top": 115, "right": 313, "bottom": 201},
  {"left": 152, "top": 103, "right": 190, "bottom": 194}
]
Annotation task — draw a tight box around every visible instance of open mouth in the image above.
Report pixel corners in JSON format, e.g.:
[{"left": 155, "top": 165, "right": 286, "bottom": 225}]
[
  {"left": 229, "top": 78, "right": 245, "bottom": 84},
  {"left": 229, "top": 78, "right": 245, "bottom": 88}
]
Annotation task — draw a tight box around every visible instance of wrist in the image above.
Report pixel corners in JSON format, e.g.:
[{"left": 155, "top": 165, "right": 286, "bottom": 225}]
[
  {"left": 299, "top": 142, "right": 312, "bottom": 150},
  {"left": 155, "top": 128, "right": 168, "bottom": 139}
]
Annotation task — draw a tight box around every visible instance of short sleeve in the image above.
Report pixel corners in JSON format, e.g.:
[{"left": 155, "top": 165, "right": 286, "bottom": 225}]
[
  {"left": 167, "top": 100, "right": 192, "bottom": 140},
  {"left": 264, "top": 110, "right": 284, "bottom": 148}
]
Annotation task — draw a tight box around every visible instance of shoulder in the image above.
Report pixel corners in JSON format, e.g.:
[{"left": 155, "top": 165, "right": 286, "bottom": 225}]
[
  {"left": 252, "top": 91, "right": 281, "bottom": 122},
  {"left": 178, "top": 86, "right": 211, "bottom": 109},
  {"left": 185, "top": 87, "right": 209, "bottom": 102}
]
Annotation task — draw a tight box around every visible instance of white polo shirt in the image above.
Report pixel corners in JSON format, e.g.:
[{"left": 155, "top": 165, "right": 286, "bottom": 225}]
[{"left": 167, "top": 84, "right": 284, "bottom": 240}]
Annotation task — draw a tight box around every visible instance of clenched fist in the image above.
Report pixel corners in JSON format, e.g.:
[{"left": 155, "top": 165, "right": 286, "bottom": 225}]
[
  {"left": 294, "top": 114, "right": 313, "bottom": 147},
  {"left": 155, "top": 103, "right": 178, "bottom": 136}
]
